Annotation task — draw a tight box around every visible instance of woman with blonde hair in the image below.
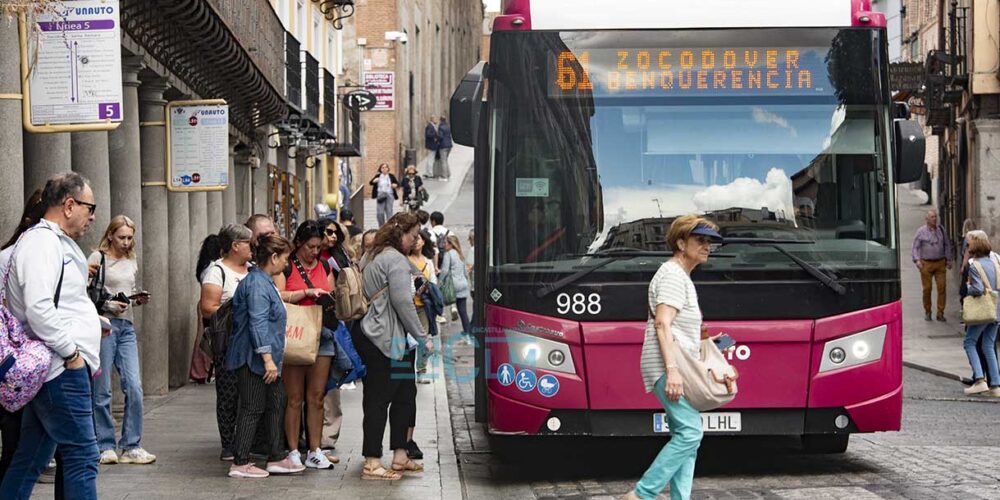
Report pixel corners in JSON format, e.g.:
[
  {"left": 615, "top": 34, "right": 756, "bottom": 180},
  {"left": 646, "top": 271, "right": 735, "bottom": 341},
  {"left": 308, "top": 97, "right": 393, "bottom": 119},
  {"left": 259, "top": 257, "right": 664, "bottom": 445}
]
[
  {"left": 962, "top": 230, "right": 1000, "bottom": 396},
  {"left": 88, "top": 215, "right": 156, "bottom": 465},
  {"left": 439, "top": 234, "right": 472, "bottom": 340},
  {"left": 627, "top": 214, "right": 723, "bottom": 500}
]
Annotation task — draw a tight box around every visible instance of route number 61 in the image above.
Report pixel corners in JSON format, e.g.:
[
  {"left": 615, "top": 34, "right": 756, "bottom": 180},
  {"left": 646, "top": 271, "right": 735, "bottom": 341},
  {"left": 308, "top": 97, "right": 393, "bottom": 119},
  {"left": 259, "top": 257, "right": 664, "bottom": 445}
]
[{"left": 556, "top": 293, "right": 602, "bottom": 315}]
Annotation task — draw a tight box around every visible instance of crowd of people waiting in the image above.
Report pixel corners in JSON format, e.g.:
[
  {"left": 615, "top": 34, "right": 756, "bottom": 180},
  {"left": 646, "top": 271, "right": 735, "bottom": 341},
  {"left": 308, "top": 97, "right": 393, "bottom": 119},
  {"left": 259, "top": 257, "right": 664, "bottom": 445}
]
[{"left": 0, "top": 171, "right": 476, "bottom": 499}]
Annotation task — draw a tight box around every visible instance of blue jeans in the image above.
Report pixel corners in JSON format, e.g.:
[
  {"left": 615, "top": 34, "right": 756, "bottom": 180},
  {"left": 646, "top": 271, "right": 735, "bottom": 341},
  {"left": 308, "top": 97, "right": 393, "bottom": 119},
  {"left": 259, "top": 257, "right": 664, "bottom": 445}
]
[
  {"left": 635, "top": 376, "right": 703, "bottom": 500},
  {"left": 964, "top": 322, "right": 1000, "bottom": 384},
  {"left": 0, "top": 367, "right": 99, "bottom": 500},
  {"left": 93, "top": 318, "right": 144, "bottom": 451}
]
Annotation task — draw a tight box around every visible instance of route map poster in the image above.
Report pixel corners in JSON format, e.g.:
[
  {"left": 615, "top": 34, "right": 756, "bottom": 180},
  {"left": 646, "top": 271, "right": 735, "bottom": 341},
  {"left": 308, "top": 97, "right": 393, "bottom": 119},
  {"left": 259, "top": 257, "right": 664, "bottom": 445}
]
[
  {"left": 28, "top": 0, "right": 123, "bottom": 126},
  {"left": 167, "top": 103, "right": 230, "bottom": 191}
]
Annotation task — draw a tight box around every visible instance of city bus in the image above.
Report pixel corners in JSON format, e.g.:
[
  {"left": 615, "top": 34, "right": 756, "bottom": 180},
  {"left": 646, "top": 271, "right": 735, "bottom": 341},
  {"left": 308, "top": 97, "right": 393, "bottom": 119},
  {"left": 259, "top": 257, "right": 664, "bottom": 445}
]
[{"left": 450, "top": 0, "right": 925, "bottom": 453}]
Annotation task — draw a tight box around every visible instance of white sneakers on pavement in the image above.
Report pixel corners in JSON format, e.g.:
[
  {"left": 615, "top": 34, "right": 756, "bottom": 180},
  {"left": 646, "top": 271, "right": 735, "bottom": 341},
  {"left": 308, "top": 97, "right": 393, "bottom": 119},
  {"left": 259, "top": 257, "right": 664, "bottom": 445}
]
[
  {"left": 119, "top": 448, "right": 157, "bottom": 464},
  {"left": 306, "top": 448, "right": 334, "bottom": 469},
  {"left": 98, "top": 450, "right": 118, "bottom": 465},
  {"left": 266, "top": 457, "right": 306, "bottom": 474},
  {"left": 965, "top": 379, "right": 990, "bottom": 395},
  {"left": 287, "top": 449, "right": 303, "bottom": 467},
  {"left": 228, "top": 464, "right": 269, "bottom": 478}
]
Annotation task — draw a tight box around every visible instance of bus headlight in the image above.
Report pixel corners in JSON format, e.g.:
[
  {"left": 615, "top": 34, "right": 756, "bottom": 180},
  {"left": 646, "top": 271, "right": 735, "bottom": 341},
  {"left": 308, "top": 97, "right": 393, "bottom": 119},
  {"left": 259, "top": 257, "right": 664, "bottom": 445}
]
[
  {"left": 505, "top": 329, "right": 576, "bottom": 374},
  {"left": 819, "top": 325, "right": 887, "bottom": 373}
]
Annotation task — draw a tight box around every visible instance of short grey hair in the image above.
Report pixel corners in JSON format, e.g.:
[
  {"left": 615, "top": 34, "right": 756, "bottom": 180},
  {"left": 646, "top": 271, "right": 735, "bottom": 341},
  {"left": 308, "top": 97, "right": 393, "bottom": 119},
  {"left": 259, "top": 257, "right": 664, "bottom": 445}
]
[
  {"left": 218, "top": 223, "right": 252, "bottom": 254},
  {"left": 40, "top": 172, "right": 89, "bottom": 210}
]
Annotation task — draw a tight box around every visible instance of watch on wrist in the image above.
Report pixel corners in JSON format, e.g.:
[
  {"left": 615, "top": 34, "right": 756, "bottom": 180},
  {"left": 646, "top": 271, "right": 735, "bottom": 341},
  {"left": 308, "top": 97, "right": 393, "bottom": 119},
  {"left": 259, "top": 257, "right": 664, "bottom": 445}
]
[{"left": 63, "top": 349, "right": 80, "bottom": 363}]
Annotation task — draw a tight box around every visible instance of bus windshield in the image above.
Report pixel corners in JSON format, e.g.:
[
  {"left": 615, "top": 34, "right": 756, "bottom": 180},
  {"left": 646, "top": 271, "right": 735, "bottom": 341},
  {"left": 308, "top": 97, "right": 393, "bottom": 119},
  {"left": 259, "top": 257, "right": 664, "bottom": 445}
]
[{"left": 489, "top": 28, "right": 895, "bottom": 277}]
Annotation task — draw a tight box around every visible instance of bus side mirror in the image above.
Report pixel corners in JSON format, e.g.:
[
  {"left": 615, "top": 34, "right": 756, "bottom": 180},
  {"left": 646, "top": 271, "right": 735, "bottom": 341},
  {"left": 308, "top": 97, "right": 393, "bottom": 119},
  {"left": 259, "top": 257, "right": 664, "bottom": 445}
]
[
  {"left": 893, "top": 119, "right": 925, "bottom": 184},
  {"left": 450, "top": 61, "right": 487, "bottom": 147}
]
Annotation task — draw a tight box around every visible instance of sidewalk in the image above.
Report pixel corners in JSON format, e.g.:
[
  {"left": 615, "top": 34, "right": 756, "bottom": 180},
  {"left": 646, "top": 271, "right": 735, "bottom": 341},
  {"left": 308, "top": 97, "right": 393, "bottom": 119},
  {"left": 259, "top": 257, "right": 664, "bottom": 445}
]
[
  {"left": 30, "top": 361, "right": 462, "bottom": 499},
  {"left": 898, "top": 187, "right": 970, "bottom": 381},
  {"left": 363, "top": 145, "right": 474, "bottom": 231}
]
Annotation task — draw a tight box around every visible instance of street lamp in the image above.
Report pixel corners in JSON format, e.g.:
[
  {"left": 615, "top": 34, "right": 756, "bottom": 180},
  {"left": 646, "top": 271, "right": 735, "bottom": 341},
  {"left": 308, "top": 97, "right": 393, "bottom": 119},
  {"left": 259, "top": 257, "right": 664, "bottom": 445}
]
[{"left": 317, "top": 0, "right": 355, "bottom": 30}]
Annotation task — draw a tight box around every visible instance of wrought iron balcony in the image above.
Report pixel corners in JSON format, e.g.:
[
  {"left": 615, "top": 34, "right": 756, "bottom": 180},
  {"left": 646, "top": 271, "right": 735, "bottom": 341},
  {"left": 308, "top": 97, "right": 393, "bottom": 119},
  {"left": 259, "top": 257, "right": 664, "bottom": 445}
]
[
  {"left": 323, "top": 69, "right": 336, "bottom": 137},
  {"left": 304, "top": 53, "right": 321, "bottom": 122},
  {"left": 285, "top": 31, "right": 302, "bottom": 112}
]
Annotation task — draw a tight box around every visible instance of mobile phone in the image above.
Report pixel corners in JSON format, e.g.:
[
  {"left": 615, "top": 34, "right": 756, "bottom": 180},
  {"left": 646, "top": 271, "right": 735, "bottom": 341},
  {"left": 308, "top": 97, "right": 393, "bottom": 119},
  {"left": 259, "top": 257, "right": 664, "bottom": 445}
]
[
  {"left": 713, "top": 334, "right": 736, "bottom": 351},
  {"left": 414, "top": 276, "right": 427, "bottom": 290},
  {"left": 128, "top": 291, "right": 150, "bottom": 300},
  {"left": 316, "top": 293, "right": 335, "bottom": 308}
]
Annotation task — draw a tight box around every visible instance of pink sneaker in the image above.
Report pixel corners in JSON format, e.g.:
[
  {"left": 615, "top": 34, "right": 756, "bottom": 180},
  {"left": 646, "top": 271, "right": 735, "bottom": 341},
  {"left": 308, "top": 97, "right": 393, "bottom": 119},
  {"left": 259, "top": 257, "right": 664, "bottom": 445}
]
[
  {"left": 228, "top": 463, "right": 269, "bottom": 478},
  {"left": 266, "top": 457, "right": 306, "bottom": 474}
]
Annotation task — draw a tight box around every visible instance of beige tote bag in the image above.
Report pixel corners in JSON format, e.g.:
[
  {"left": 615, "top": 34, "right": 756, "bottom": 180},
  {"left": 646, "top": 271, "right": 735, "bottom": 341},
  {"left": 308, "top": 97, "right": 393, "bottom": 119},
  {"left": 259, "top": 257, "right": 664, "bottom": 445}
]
[
  {"left": 673, "top": 338, "right": 739, "bottom": 412},
  {"left": 962, "top": 255, "right": 1000, "bottom": 326},
  {"left": 284, "top": 303, "right": 323, "bottom": 365}
]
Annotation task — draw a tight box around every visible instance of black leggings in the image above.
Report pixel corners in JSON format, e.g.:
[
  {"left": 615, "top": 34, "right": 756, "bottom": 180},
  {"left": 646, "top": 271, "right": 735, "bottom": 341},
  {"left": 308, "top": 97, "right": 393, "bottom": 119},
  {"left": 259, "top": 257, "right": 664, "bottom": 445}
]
[
  {"left": 352, "top": 323, "right": 416, "bottom": 458},
  {"left": 232, "top": 366, "right": 287, "bottom": 465},
  {"left": 214, "top": 352, "right": 238, "bottom": 452},
  {"left": 456, "top": 297, "right": 471, "bottom": 335}
]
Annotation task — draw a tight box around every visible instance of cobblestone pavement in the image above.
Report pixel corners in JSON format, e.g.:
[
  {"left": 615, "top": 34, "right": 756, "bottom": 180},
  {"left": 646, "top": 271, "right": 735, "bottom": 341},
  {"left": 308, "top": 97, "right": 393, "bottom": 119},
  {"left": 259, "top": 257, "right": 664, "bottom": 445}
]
[{"left": 443, "top": 331, "right": 1000, "bottom": 499}]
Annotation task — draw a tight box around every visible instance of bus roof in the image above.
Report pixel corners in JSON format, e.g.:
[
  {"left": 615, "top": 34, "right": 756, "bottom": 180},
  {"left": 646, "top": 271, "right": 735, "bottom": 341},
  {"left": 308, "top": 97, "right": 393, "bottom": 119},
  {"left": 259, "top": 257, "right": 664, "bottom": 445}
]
[{"left": 496, "top": 0, "right": 886, "bottom": 32}]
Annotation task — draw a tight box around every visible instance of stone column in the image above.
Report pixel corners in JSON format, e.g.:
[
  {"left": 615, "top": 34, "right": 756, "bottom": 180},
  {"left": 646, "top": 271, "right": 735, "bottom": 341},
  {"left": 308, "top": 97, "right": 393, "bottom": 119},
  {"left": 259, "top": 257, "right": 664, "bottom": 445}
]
[
  {"left": 252, "top": 152, "right": 270, "bottom": 217},
  {"left": 71, "top": 132, "right": 111, "bottom": 251},
  {"left": 109, "top": 57, "right": 145, "bottom": 236},
  {"left": 167, "top": 183, "right": 192, "bottom": 388},
  {"left": 0, "top": 20, "right": 24, "bottom": 236},
  {"left": 207, "top": 191, "right": 223, "bottom": 233},
  {"left": 233, "top": 153, "right": 251, "bottom": 224},
  {"left": 187, "top": 190, "right": 207, "bottom": 384},
  {"left": 220, "top": 140, "right": 237, "bottom": 226},
  {"left": 23, "top": 132, "right": 71, "bottom": 195},
  {"left": 138, "top": 77, "right": 171, "bottom": 396}
]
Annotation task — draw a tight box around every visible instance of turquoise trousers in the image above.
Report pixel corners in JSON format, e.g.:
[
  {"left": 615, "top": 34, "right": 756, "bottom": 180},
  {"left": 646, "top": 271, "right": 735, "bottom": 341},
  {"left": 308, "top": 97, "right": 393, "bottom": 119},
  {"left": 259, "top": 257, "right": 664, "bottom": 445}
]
[{"left": 635, "top": 376, "right": 704, "bottom": 500}]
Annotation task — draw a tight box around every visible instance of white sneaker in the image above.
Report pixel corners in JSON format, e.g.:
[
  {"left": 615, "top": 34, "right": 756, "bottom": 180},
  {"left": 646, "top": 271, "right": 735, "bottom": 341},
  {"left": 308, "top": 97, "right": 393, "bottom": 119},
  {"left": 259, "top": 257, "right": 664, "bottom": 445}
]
[
  {"left": 287, "top": 449, "right": 303, "bottom": 467},
  {"left": 436, "top": 315, "right": 447, "bottom": 324},
  {"left": 99, "top": 450, "right": 118, "bottom": 465},
  {"left": 964, "top": 379, "right": 990, "bottom": 395},
  {"left": 119, "top": 447, "right": 156, "bottom": 464},
  {"left": 305, "top": 448, "right": 334, "bottom": 469},
  {"left": 228, "top": 463, "right": 269, "bottom": 478}
]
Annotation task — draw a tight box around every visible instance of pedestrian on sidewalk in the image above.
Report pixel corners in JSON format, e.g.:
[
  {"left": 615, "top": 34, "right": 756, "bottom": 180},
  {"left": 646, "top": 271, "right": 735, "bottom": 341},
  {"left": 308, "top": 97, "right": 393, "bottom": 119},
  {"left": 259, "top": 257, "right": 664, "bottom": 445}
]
[
  {"left": 408, "top": 230, "right": 439, "bottom": 387},
  {"left": 626, "top": 215, "right": 722, "bottom": 500},
  {"left": 959, "top": 220, "right": 995, "bottom": 387},
  {"left": 318, "top": 219, "right": 350, "bottom": 452},
  {"left": 276, "top": 220, "right": 339, "bottom": 469},
  {"left": 961, "top": 230, "right": 1000, "bottom": 397},
  {"left": 339, "top": 209, "right": 363, "bottom": 238},
  {"left": 199, "top": 224, "right": 254, "bottom": 461},
  {"left": 0, "top": 173, "right": 102, "bottom": 500},
  {"left": 369, "top": 163, "right": 400, "bottom": 227},
  {"left": 435, "top": 116, "right": 453, "bottom": 181},
  {"left": 440, "top": 235, "right": 472, "bottom": 342},
  {"left": 88, "top": 216, "right": 156, "bottom": 466},
  {"left": 226, "top": 234, "right": 305, "bottom": 478},
  {"left": 0, "top": 189, "right": 46, "bottom": 483},
  {"left": 401, "top": 165, "right": 426, "bottom": 213},
  {"left": 353, "top": 213, "right": 432, "bottom": 481},
  {"left": 912, "top": 209, "right": 953, "bottom": 322},
  {"left": 423, "top": 116, "right": 440, "bottom": 178}
]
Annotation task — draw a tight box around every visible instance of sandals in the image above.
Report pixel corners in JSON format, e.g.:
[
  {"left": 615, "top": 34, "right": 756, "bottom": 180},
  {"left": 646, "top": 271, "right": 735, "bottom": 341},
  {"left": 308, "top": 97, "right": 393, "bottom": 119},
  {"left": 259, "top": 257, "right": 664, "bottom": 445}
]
[
  {"left": 391, "top": 459, "right": 425, "bottom": 473},
  {"left": 362, "top": 463, "right": 402, "bottom": 481}
]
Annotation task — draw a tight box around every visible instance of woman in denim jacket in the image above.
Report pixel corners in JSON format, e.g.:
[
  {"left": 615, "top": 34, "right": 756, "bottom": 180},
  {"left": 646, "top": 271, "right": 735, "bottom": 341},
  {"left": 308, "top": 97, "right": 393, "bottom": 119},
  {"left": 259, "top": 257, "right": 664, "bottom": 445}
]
[
  {"left": 963, "top": 230, "right": 1000, "bottom": 397},
  {"left": 224, "top": 235, "right": 301, "bottom": 478}
]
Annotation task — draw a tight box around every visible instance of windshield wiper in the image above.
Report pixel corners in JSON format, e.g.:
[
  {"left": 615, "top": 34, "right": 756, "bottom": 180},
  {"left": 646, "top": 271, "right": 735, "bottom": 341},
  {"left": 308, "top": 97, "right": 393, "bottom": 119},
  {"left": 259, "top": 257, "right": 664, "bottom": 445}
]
[
  {"left": 534, "top": 251, "right": 669, "bottom": 299},
  {"left": 722, "top": 238, "right": 847, "bottom": 295}
]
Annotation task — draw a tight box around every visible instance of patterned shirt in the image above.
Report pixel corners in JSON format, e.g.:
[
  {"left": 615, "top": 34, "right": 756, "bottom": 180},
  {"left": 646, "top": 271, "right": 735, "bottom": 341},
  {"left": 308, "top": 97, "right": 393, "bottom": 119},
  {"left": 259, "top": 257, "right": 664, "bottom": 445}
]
[{"left": 640, "top": 260, "right": 703, "bottom": 393}]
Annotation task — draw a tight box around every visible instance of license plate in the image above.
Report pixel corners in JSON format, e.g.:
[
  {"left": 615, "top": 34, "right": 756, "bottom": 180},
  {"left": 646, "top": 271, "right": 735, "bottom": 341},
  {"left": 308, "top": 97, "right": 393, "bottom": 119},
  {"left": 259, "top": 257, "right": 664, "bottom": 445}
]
[{"left": 653, "top": 412, "right": 742, "bottom": 433}]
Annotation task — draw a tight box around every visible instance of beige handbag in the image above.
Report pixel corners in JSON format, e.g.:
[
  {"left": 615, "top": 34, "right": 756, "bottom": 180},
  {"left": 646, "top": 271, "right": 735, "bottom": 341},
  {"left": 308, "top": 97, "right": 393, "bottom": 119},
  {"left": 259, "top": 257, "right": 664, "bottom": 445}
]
[
  {"left": 673, "top": 338, "right": 739, "bottom": 411},
  {"left": 649, "top": 304, "right": 739, "bottom": 411},
  {"left": 283, "top": 303, "right": 323, "bottom": 365},
  {"left": 962, "top": 255, "right": 1000, "bottom": 326}
]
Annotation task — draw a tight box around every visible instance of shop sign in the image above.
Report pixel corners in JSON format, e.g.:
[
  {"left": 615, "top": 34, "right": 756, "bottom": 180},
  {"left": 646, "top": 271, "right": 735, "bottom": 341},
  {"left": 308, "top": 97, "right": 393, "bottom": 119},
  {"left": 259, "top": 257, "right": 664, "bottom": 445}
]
[
  {"left": 364, "top": 71, "right": 395, "bottom": 111},
  {"left": 166, "top": 100, "right": 230, "bottom": 192}
]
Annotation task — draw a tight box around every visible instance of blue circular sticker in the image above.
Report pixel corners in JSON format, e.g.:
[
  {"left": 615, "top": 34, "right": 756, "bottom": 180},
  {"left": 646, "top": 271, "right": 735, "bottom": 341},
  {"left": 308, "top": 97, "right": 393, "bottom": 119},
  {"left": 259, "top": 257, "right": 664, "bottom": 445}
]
[
  {"left": 537, "top": 375, "right": 560, "bottom": 398},
  {"left": 496, "top": 363, "right": 515, "bottom": 387},
  {"left": 181, "top": 175, "right": 192, "bottom": 186},
  {"left": 515, "top": 369, "right": 537, "bottom": 392}
]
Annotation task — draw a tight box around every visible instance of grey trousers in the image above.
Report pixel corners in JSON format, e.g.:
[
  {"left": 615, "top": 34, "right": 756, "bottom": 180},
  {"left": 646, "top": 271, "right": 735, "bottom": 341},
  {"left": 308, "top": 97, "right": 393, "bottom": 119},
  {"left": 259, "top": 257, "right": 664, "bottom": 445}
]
[
  {"left": 377, "top": 198, "right": 394, "bottom": 226},
  {"left": 321, "top": 389, "right": 343, "bottom": 449},
  {"left": 435, "top": 148, "right": 452, "bottom": 179}
]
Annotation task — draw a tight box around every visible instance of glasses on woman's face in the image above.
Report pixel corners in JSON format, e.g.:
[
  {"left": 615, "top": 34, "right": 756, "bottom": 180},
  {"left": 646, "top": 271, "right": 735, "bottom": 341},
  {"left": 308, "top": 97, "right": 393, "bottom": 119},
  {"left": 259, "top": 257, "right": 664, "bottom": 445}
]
[{"left": 325, "top": 228, "right": 337, "bottom": 237}]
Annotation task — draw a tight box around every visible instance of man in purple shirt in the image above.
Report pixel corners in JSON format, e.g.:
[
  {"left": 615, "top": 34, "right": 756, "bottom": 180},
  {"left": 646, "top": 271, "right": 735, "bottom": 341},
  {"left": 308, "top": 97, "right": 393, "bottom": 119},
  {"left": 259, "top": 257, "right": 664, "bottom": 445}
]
[{"left": 912, "top": 210, "right": 954, "bottom": 321}]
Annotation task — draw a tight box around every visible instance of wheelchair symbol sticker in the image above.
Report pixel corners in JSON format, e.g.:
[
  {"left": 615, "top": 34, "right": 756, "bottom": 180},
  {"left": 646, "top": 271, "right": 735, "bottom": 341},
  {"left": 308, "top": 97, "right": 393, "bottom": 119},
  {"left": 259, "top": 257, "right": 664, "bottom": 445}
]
[
  {"left": 515, "top": 369, "right": 537, "bottom": 392},
  {"left": 497, "top": 363, "right": 515, "bottom": 387}
]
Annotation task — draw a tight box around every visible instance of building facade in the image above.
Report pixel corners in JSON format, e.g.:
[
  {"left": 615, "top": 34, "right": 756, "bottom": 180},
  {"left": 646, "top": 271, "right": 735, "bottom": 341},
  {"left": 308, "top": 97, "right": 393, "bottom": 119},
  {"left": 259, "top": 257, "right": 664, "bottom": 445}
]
[{"left": 0, "top": 0, "right": 370, "bottom": 394}]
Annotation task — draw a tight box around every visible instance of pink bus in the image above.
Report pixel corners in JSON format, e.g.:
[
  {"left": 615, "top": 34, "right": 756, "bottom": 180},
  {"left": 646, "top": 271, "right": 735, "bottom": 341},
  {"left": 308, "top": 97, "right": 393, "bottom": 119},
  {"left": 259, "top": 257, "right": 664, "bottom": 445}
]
[{"left": 450, "top": 0, "right": 925, "bottom": 453}]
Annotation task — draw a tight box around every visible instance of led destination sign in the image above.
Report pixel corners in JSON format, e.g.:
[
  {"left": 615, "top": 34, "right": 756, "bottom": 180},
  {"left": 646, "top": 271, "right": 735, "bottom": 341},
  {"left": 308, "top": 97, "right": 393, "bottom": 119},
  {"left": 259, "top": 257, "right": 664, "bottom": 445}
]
[{"left": 549, "top": 47, "right": 832, "bottom": 98}]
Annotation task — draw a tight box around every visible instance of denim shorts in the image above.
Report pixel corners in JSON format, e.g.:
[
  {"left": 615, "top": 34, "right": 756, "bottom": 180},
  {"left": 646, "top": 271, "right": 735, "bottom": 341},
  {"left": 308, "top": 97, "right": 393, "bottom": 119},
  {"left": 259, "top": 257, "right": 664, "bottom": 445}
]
[{"left": 318, "top": 327, "right": 337, "bottom": 357}]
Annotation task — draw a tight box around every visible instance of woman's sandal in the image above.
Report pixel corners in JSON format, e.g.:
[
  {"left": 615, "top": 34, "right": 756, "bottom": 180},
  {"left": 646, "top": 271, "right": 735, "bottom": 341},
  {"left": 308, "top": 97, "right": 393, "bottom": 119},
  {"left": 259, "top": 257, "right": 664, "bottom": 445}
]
[
  {"left": 362, "top": 463, "right": 402, "bottom": 481},
  {"left": 391, "top": 459, "right": 425, "bottom": 473}
]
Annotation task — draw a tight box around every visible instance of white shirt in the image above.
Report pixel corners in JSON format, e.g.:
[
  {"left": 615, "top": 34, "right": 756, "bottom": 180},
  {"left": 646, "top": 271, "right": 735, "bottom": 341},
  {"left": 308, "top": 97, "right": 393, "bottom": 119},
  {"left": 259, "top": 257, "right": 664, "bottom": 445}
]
[
  {"left": 377, "top": 174, "right": 393, "bottom": 195},
  {"left": 639, "top": 260, "right": 703, "bottom": 393},
  {"left": 1, "top": 219, "right": 101, "bottom": 381},
  {"left": 87, "top": 251, "right": 139, "bottom": 322},
  {"left": 200, "top": 259, "right": 249, "bottom": 303}
]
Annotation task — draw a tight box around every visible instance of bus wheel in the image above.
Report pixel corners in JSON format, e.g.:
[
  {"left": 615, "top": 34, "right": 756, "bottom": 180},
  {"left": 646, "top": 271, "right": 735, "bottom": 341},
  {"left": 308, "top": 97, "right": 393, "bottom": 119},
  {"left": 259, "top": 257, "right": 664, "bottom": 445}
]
[{"left": 801, "top": 434, "right": 849, "bottom": 454}]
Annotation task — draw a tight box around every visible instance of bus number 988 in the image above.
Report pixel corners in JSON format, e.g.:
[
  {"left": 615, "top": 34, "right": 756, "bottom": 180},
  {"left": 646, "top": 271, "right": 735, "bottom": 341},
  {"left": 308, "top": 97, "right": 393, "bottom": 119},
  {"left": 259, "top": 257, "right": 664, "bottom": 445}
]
[{"left": 556, "top": 293, "right": 602, "bottom": 315}]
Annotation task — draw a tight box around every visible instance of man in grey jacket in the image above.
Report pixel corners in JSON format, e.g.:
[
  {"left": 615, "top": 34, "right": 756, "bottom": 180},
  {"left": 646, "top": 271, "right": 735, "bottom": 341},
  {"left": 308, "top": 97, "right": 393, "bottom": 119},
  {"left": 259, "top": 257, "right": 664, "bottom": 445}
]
[{"left": 0, "top": 172, "right": 103, "bottom": 500}]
